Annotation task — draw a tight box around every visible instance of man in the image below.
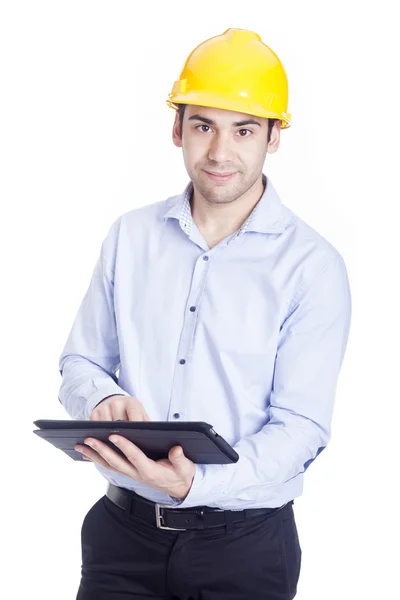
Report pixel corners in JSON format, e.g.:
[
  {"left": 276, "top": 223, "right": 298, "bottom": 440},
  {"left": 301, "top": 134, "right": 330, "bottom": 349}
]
[{"left": 59, "top": 28, "right": 352, "bottom": 599}]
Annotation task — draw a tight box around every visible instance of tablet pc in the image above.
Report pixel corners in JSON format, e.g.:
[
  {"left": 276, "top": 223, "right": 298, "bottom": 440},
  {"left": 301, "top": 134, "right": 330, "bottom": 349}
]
[{"left": 33, "top": 420, "right": 239, "bottom": 465}]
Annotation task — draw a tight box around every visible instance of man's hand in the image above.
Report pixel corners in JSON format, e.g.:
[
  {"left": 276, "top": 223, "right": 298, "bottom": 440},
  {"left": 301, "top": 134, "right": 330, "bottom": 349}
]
[
  {"left": 90, "top": 394, "right": 151, "bottom": 422},
  {"left": 74, "top": 436, "right": 196, "bottom": 500}
]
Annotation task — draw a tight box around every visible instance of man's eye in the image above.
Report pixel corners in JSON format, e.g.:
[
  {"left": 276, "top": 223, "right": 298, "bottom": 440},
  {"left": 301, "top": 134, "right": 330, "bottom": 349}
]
[
  {"left": 196, "top": 125, "right": 211, "bottom": 133},
  {"left": 195, "top": 125, "right": 252, "bottom": 136}
]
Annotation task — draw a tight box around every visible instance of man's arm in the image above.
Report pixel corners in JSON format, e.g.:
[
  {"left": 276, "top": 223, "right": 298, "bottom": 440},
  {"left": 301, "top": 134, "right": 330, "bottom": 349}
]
[
  {"left": 174, "top": 254, "right": 352, "bottom": 508},
  {"left": 58, "top": 217, "right": 129, "bottom": 420}
]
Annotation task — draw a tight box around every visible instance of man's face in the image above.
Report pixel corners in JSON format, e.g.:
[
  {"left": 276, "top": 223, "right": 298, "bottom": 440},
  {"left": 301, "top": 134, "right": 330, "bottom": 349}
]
[{"left": 172, "top": 104, "right": 280, "bottom": 205}]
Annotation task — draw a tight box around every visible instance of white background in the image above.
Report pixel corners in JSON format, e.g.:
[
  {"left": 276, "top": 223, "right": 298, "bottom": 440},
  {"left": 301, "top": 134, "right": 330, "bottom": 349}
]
[{"left": 1, "top": 1, "right": 399, "bottom": 598}]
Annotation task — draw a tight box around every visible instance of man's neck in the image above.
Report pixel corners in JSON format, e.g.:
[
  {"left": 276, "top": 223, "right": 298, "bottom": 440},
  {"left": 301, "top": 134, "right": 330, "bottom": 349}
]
[{"left": 190, "top": 176, "right": 265, "bottom": 238}]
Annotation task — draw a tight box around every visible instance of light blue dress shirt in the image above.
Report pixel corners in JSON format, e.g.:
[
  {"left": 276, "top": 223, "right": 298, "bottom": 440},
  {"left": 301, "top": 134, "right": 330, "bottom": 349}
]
[{"left": 58, "top": 173, "right": 351, "bottom": 509}]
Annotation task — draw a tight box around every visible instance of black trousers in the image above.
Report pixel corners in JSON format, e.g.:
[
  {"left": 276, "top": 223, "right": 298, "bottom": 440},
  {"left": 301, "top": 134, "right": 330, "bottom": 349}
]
[{"left": 76, "top": 494, "right": 302, "bottom": 600}]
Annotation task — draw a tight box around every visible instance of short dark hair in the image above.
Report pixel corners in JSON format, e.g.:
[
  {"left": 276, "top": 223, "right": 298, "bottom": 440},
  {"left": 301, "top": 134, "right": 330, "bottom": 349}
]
[{"left": 177, "top": 103, "right": 278, "bottom": 144}]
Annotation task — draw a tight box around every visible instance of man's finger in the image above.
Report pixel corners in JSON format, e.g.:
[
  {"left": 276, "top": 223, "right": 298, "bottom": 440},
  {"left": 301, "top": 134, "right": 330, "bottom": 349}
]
[
  {"left": 110, "top": 406, "right": 129, "bottom": 421},
  {"left": 76, "top": 444, "right": 114, "bottom": 470},
  {"left": 126, "top": 408, "right": 144, "bottom": 421},
  {"left": 82, "top": 439, "right": 140, "bottom": 479},
  {"left": 90, "top": 405, "right": 112, "bottom": 421},
  {"left": 109, "top": 436, "right": 155, "bottom": 476},
  {"left": 126, "top": 405, "right": 150, "bottom": 421}
]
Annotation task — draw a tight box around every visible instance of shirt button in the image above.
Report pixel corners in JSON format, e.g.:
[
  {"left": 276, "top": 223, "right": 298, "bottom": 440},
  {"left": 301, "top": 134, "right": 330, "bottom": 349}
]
[
  {"left": 179, "top": 359, "right": 186, "bottom": 365},
  {"left": 173, "top": 413, "right": 180, "bottom": 419},
  {"left": 203, "top": 256, "right": 209, "bottom": 261},
  {"left": 190, "top": 306, "right": 196, "bottom": 312}
]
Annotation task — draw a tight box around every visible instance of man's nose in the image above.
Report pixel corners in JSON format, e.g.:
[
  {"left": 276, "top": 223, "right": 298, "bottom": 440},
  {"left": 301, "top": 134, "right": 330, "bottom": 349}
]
[{"left": 207, "top": 133, "right": 234, "bottom": 164}]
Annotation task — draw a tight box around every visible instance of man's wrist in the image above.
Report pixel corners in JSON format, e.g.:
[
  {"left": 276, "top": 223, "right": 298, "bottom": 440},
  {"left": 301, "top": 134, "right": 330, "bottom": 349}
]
[{"left": 99, "top": 393, "right": 127, "bottom": 404}]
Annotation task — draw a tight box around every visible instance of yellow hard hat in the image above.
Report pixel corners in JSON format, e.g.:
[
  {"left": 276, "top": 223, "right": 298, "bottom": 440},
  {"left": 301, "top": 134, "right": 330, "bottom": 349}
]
[{"left": 167, "top": 28, "right": 291, "bottom": 128}]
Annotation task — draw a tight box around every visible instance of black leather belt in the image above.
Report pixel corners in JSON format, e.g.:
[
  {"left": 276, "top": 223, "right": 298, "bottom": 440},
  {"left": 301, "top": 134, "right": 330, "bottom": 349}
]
[{"left": 106, "top": 483, "right": 290, "bottom": 531}]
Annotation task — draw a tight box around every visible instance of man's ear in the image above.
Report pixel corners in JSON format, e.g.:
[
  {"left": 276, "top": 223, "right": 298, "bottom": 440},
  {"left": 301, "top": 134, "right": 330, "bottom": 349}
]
[
  {"left": 172, "top": 111, "right": 182, "bottom": 148},
  {"left": 267, "top": 120, "right": 281, "bottom": 154}
]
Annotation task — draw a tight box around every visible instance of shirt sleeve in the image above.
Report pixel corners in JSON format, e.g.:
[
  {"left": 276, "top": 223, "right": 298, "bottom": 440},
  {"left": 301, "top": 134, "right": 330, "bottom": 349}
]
[
  {"left": 174, "top": 254, "right": 352, "bottom": 508},
  {"left": 58, "top": 217, "right": 129, "bottom": 420}
]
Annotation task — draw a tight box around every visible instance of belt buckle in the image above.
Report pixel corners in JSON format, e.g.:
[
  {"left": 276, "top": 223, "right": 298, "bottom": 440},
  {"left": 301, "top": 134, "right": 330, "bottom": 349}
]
[{"left": 155, "top": 504, "right": 187, "bottom": 531}]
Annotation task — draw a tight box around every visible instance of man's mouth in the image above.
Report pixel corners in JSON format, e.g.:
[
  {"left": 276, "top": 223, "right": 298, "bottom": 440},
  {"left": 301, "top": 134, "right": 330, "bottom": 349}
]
[{"left": 204, "top": 171, "right": 236, "bottom": 182}]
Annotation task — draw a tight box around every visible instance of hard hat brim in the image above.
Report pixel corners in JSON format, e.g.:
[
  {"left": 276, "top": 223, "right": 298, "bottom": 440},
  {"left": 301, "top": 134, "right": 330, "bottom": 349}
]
[{"left": 166, "top": 92, "right": 291, "bottom": 129}]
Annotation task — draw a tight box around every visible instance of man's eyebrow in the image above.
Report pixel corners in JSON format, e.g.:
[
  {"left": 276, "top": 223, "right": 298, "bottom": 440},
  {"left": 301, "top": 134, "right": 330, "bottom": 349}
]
[{"left": 188, "top": 114, "right": 262, "bottom": 127}]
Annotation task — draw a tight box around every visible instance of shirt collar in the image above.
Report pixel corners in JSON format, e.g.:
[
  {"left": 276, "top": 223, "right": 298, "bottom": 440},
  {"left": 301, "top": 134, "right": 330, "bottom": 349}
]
[{"left": 163, "top": 173, "right": 289, "bottom": 235}]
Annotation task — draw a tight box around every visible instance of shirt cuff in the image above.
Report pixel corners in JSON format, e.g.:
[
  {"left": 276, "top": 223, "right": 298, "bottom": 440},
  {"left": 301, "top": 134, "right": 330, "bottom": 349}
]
[
  {"left": 84, "top": 384, "right": 129, "bottom": 420},
  {"left": 169, "top": 463, "right": 227, "bottom": 508}
]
